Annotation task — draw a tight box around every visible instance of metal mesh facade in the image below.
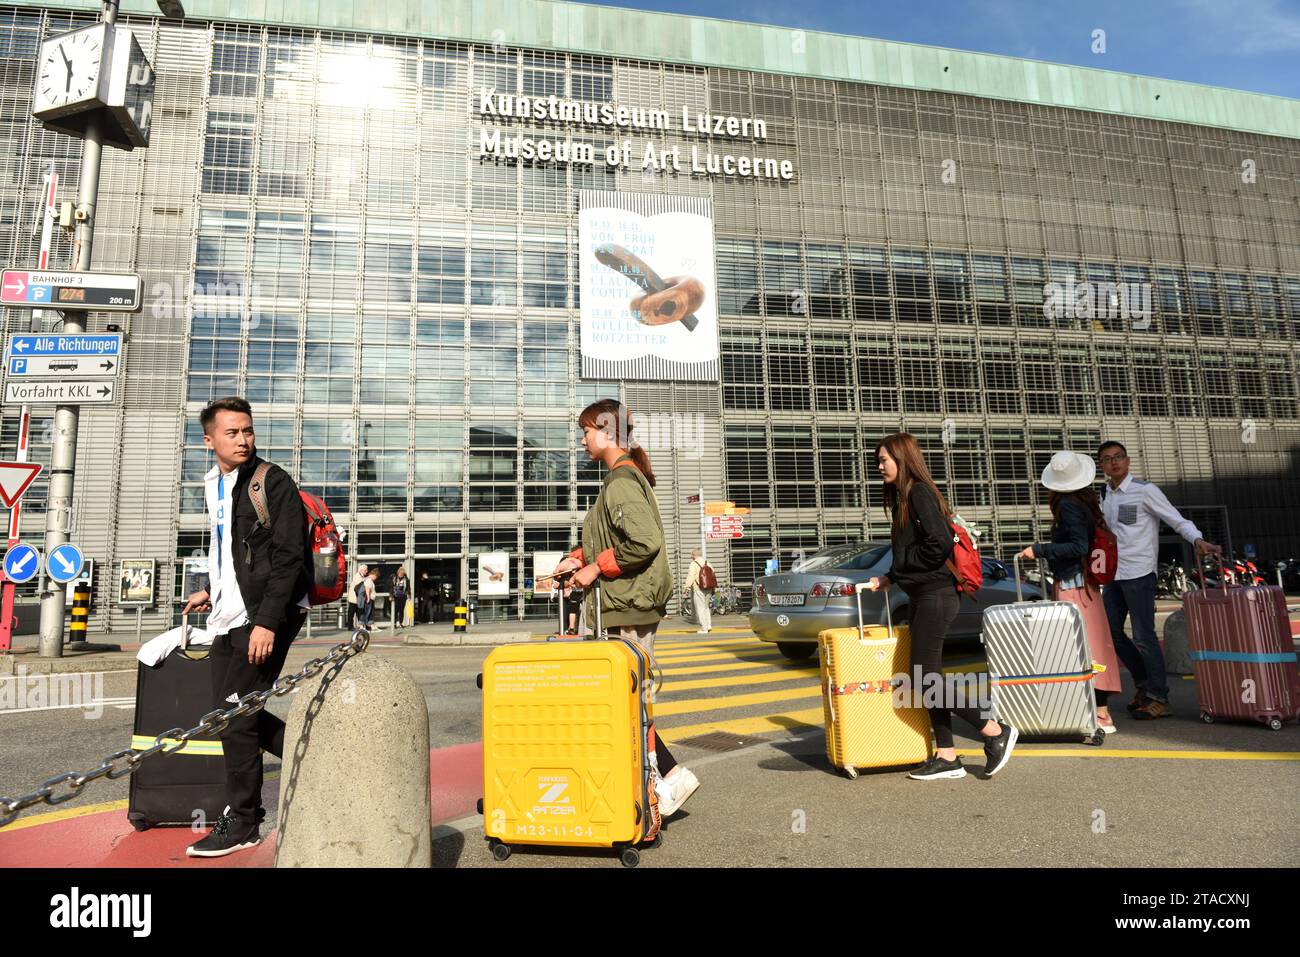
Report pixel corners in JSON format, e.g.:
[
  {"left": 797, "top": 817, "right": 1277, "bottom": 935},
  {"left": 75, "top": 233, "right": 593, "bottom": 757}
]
[{"left": 1, "top": 7, "right": 1298, "bottom": 631}]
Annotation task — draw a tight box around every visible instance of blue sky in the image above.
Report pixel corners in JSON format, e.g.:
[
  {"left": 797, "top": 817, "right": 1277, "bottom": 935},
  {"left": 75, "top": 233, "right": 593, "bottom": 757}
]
[{"left": 586, "top": 0, "right": 1300, "bottom": 99}]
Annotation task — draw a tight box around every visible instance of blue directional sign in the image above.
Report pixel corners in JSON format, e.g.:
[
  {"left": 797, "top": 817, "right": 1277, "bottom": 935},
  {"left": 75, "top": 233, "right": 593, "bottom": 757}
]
[
  {"left": 7, "top": 334, "right": 122, "bottom": 358},
  {"left": 3, "top": 542, "right": 40, "bottom": 584},
  {"left": 46, "top": 543, "right": 85, "bottom": 584}
]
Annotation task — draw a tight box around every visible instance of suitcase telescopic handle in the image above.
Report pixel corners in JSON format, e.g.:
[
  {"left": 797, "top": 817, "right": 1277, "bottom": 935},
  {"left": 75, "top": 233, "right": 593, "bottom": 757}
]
[
  {"left": 854, "top": 580, "right": 893, "bottom": 641},
  {"left": 1011, "top": 554, "right": 1051, "bottom": 604},
  {"left": 1194, "top": 557, "right": 1229, "bottom": 596},
  {"left": 180, "top": 612, "right": 189, "bottom": 651}
]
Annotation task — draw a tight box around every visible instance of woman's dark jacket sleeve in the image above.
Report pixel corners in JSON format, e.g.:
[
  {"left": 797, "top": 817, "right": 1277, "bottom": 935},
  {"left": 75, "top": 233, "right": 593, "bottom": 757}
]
[
  {"left": 1033, "top": 497, "right": 1092, "bottom": 580},
  {"left": 899, "top": 485, "right": 953, "bottom": 573}
]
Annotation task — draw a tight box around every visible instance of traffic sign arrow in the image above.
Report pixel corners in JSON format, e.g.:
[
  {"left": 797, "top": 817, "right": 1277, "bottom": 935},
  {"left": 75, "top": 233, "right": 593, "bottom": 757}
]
[
  {"left": 0, "top": 461, "right": 42, "bottom": 508},
  {"left": 12, "top": 340, "right": 28, "bottom": 353},
  {"left": 100, "top": 359, "right": 115, "bottom": 372},
  {"left": 54, "top": 552, "right": 76, "bottom": 575},
  {"left": 96, "top": 385, "right": 111, "bottom": 397},
  {"left": 10, "top": 551, "right": 33, "bottom": 575},
  {"left": 3, "top": 276, "right": 24, "bottom": 297}
]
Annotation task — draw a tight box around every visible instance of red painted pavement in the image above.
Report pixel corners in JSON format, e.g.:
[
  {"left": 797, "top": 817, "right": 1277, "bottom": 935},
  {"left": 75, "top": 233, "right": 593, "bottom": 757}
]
[{"left": 0, "top": 743, "right": 483, "bottom": 868}]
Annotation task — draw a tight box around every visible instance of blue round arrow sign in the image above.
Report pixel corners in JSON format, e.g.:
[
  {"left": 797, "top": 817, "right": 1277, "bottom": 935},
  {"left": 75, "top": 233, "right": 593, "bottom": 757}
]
[
  {"left": 3, "top": 542, "right": 40, "bottom": 584},
  {"left": 46, "top": 543, "right": 85, "bottom": 584}
]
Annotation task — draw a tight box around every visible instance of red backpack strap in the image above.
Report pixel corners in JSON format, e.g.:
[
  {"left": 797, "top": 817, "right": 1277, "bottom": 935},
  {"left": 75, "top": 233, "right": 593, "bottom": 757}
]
[{"left": 248, "top": 462, "right": 273, "bottom": 530}]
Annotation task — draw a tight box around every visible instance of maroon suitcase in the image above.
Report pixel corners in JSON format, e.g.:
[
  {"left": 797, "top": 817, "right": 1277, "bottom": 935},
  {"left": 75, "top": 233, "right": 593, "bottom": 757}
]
[{"left": 1182, "top": 569, "right": 1300, "bottom": 731}]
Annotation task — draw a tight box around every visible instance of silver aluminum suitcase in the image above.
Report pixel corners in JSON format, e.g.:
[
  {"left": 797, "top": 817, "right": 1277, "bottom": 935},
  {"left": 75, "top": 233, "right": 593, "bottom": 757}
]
[{"left": 982, "top": 557, "right": 1104, "bottom": 746}]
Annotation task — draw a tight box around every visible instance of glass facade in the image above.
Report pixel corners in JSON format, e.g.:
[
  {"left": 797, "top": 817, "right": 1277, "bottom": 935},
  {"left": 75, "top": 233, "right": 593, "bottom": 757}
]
[{"left": 0, "top": 6, "right": 1297, "bottom": 629}]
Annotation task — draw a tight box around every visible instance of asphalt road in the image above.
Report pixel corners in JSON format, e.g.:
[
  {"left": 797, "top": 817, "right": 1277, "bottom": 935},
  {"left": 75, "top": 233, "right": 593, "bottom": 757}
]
[{"left": 3, "top": 625, "right": 1298, "bottom": 868}]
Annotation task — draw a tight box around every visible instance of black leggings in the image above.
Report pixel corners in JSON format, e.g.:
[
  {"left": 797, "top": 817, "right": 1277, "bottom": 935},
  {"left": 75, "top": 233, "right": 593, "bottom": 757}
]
[
  {"left": 1096, "top": 690, "right": 1111, "bottom": 707},
  {"left": 909, "top": 585, "right": 990, "bottom": 750}
]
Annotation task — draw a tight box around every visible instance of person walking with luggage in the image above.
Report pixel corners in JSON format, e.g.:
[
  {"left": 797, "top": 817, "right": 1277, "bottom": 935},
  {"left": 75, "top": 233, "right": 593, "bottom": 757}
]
[
  {"left": 1017, "top": 451, "right": 1123, "bottom": 733},
  {"left": 346, "top": 563, "right": 368, "bottom": 630},
  {"left": 181, "top": 397, "right": 311, "bottom": 858},
  {"left": 1098, "top": 441, "right": 1222, "bottom": 719},
  {"left": 865, "top": 433, "right": 1018, "bottom": 781},
  {"left": 391, "top": 566, "right": 410, "bottom": 630},
  {"left": 552, "top": 399, "right": 701, "bottom": 817},
  {"left": 684, "top": 548, "right": 716, "bottom": 634}
]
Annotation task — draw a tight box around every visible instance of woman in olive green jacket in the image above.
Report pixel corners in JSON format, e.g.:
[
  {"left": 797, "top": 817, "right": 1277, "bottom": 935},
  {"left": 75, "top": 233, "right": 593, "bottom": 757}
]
[{"left": 554, "top": 399, "right": 700, "bottom": 818}]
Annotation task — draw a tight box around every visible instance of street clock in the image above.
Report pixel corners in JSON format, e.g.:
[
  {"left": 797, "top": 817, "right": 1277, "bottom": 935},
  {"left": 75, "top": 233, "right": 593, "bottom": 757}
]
[
  {"left": 32, "top": 24, "right": 111, "bottom": 120},
  {"left": 32, "top": 24, "right": 155, "bottom": 150}
]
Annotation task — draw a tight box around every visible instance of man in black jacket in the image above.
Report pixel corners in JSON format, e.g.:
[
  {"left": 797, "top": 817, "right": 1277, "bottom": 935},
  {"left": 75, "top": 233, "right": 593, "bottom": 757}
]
[{"left": 182, "top": 397, "right": 310, "bottom": 858}]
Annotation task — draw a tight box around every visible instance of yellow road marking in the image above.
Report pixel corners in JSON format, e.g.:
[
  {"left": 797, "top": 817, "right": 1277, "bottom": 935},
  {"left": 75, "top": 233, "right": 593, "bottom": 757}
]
[
  {"left": 0, "top": 798, "right": 130, "bottom": 832},
  {"left": 1, "top": 769, "right": 282, "bottom": 833},
  {"left": 654, "top": 685, "right": 820, "bottom": 717},
  {"left": 659, "top": 707, "right": 824, "bottom": 743},
  {"left": 666, "top": 666, "right": 819, "bottom": 692},
  {"left": 953, "top": 748, "right": 1300, "bottom": 761},
  {"left": 653, "top": 648, "right": 773, "bottom": 665},
  {"left": 657, "top": 627, "right": 752, "bottom": 636},
  {"left": 662, "top": 657, "right": 790, "bottom": 676},
  {"left": 654, "top": 637, "right": 763, "bottom": 652}
]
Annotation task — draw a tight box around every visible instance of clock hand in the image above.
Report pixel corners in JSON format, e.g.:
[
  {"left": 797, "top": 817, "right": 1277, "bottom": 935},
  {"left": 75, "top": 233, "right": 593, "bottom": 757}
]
[{"left": 60, "top": 47, "right": 73, "bottom": 93}]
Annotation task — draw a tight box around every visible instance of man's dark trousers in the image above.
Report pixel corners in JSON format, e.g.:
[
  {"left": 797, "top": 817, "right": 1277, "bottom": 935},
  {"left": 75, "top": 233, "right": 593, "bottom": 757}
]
[{"left": 209, "top": 611, "right": 306, "bottom": 829}]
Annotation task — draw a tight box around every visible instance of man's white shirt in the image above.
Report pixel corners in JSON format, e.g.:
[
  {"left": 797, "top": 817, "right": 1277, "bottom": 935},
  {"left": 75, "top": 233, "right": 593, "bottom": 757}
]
[
  {"left": 1102, "top": 474, "right": 1203, "bottom": 581},
  {"left": 204, "top": 463, "right": 248, "bottom": 636},
  {"left": 202, "top": 461, "right": 308, "bottom": 636}
]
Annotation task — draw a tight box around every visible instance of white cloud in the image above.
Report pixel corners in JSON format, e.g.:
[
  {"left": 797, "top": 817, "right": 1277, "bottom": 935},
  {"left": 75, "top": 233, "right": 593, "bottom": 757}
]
[{"left": 1177, "top": 0, "right": 1300, "bottom": 53}]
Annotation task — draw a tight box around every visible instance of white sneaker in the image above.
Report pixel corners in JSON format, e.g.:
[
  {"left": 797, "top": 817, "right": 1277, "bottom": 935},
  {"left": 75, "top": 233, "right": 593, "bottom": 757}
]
[{"left": 656, "top": 767, "right": 700, "bottom": 817}]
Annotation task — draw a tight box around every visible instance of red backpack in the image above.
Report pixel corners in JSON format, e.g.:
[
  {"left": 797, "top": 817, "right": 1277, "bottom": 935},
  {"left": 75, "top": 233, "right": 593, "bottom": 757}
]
[
  {"left": 1086, "top": 524, "right": 1118, "bottom": 587},
  {"left": 945, "top": 514, "right": 984, "bottom": 599},
  {"left": 697, "top": 561, "right": 717, "bottom": 591},
  {"left": 249, "top": 462, "right": 347, "bottom": 605}
]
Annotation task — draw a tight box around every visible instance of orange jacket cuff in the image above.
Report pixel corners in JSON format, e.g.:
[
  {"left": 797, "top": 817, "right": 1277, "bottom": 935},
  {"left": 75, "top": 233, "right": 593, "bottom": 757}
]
[
  {"left": 596, "top": 548, "right": 622, "bottom": 578},
  {"left": 568, "top": 547, "right": 585, "bottom": 563}
]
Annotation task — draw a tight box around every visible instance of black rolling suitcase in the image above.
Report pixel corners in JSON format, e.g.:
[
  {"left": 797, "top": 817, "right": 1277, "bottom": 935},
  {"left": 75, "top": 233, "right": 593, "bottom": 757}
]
[{"left": 127, "top": 618, "right": 227, "bottom": 831}]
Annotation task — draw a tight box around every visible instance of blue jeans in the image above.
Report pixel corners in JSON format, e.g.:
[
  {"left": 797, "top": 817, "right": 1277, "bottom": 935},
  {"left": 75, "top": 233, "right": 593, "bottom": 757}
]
[{"left": 1102, "top": 573, "right": 1166, "bottom": 702}]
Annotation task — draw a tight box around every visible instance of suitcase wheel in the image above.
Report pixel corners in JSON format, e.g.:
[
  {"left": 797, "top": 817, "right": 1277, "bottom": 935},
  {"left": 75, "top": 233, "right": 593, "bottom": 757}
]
[
  {"left": 476, "top": 798, "right": 483, "bottom": 815},
  {"left": 489, "top": 840, "right": 511, "bottom": 862},
  {"left": 844, "top": 767, "right": 859, "bottom": 780},
  {"left": 619, "top": 846, "right": 641, "bottom": 868},
  {"left": 129, "top": 818, "right": 151, "bottom": 832},
  {"left": 475, "top": 674, "right": 482, "bottom": 690},
  {"left": 1268, "top": 718, "right": 1284, "bottom": 732},
  {"left": 1089, "top": 729, "right": 1105, "bottom": 747},
  {"left": 1199, "top": 712, "right": 1215, "bottom": 725}
]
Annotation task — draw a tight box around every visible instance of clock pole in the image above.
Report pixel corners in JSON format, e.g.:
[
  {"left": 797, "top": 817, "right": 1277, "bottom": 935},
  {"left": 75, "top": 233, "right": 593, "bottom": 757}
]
[{"left": 36, "top": 0, "right": 117, "bottom": 657}]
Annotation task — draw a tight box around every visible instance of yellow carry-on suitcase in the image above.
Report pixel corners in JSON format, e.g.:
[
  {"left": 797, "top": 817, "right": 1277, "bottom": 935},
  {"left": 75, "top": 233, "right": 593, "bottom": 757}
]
[
  {"left": 818, "top": 582, "right": 933, "bottom": 778},
  {"left": 478, "top": 582, "right": 663, "bottom": 867}
]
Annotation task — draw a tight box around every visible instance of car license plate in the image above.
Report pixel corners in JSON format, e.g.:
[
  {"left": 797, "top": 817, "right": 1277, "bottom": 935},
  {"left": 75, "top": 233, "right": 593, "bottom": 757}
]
[{"left": 768, "top": 594, "right": 805, "bottom": 606}]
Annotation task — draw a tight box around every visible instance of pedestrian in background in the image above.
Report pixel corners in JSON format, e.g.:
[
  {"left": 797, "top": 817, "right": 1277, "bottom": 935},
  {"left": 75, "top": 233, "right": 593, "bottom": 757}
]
[
  {"left": 1018, "top": 451, "right": 1123, "bottom": 733},
  {"left": 391, "top": 566, "right": 410, "bottom": 631},
  {"left": 356, "top": 567, "right": 379, "bottom": 630},
  {"left": 347, "top": 563, "right": 368, "bottom": 631},
  {"left": 684, "top": 548, "right": 716, "bottom": 634}
]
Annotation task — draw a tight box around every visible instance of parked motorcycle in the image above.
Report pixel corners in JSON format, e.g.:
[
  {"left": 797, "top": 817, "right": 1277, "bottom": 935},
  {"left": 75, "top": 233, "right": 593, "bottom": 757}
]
[{"left": 1156, "top": 561, "right": 1192, "bottom": 598}]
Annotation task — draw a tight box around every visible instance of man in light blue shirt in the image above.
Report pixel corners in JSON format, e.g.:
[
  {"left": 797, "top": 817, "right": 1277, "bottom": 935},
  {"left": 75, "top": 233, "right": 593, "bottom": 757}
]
[{"left": 1099, "top": 441, "right": 1220, "bottom": 720}]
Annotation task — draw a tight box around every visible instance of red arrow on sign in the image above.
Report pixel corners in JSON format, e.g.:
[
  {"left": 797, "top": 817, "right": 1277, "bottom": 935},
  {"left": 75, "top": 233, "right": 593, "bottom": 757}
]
[
  {"left": 2, "top": 273, "right": 26, "bottom": 298},
  {"left": 0, "top": 462, "right": 42, "bottom": 508}
]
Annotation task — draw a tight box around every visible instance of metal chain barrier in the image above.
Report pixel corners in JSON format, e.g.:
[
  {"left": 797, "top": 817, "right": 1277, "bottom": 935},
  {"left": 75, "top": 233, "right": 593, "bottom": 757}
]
[{"left": 0, "top": 628, "right": 370, "bottom": 829}]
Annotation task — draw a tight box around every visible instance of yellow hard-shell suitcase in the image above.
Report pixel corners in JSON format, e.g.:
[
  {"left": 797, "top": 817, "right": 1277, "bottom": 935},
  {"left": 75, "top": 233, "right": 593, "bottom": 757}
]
[
  {"left": 478, "top": 587, "right": 662, "bottom": 867},
  {"left": 818, "top": 583, "right": 933, "bottom": 778}
]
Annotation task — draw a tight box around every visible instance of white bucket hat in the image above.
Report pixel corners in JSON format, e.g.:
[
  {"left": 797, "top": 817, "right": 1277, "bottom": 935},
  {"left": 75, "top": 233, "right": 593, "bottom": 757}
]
[{"left": 1041, "top": 450, "right": 1097, "bottom": 492}]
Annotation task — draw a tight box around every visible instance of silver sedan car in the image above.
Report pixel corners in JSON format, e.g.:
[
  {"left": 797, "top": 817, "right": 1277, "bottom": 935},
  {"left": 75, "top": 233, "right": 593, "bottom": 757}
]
[{"left": 748, "top": 541, "right": 1040, "bottom": 660}]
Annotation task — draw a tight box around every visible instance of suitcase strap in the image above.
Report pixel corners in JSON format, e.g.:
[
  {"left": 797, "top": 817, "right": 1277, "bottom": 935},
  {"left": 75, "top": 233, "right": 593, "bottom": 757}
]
[
  {"left": 1189, "top": 650, "right": 1297, "bottom": 664},
  {"left": 992, "top": 668, "right": 1096, "bottom": 687},
  {"left": 130, "top": 734, "right": 223, "bottom": 756},
  {"left": 824, "top": 679, "right": 899, "bottom": 696}
]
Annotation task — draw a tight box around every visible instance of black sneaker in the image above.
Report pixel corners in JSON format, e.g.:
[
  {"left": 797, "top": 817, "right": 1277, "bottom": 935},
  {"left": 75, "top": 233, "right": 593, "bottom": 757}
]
[
  {"left": 982, "top": 723, "right": 1019, "bottom": 778},
  {"left": 186, "top": 814, "right": 261, "bottom": 858},
  {"left": 907, "top": 755, "right": 967, "bottom": 781}
]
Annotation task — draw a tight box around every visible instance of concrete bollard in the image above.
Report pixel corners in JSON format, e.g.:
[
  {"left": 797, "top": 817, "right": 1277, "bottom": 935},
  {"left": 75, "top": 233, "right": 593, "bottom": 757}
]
[
  {"left": 1162, "top": 608, "right": 1193, "bottom": 675},
  {"left": 275, "top": 649, "right": 431, "bottom": 867}
]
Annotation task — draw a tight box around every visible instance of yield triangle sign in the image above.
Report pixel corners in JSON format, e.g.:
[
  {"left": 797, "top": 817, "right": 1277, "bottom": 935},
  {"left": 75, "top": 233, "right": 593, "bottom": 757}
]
[{"left": 0, "top": 462, "right": 42, "bottom": 508}]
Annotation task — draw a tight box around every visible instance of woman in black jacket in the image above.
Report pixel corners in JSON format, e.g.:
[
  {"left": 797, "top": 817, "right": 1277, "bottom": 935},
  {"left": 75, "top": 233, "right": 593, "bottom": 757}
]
[
  {"left": 866, "top": 433, "right": 1018, "bottom": 781},
  {"left": 1018, "top": 451, "right": 1122, "bottom": 732}
]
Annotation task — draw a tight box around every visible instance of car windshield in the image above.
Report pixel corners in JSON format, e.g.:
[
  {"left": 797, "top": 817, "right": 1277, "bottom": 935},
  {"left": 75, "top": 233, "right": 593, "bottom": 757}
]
[{"left": 793, "top": 544, "right": 890, "bottom": 572}]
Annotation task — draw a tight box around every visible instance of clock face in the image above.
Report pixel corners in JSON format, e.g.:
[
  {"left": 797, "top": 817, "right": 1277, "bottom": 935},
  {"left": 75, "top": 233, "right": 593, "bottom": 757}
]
[{"left": 35, "top": 27, "right": 105, "bottom": 111}]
